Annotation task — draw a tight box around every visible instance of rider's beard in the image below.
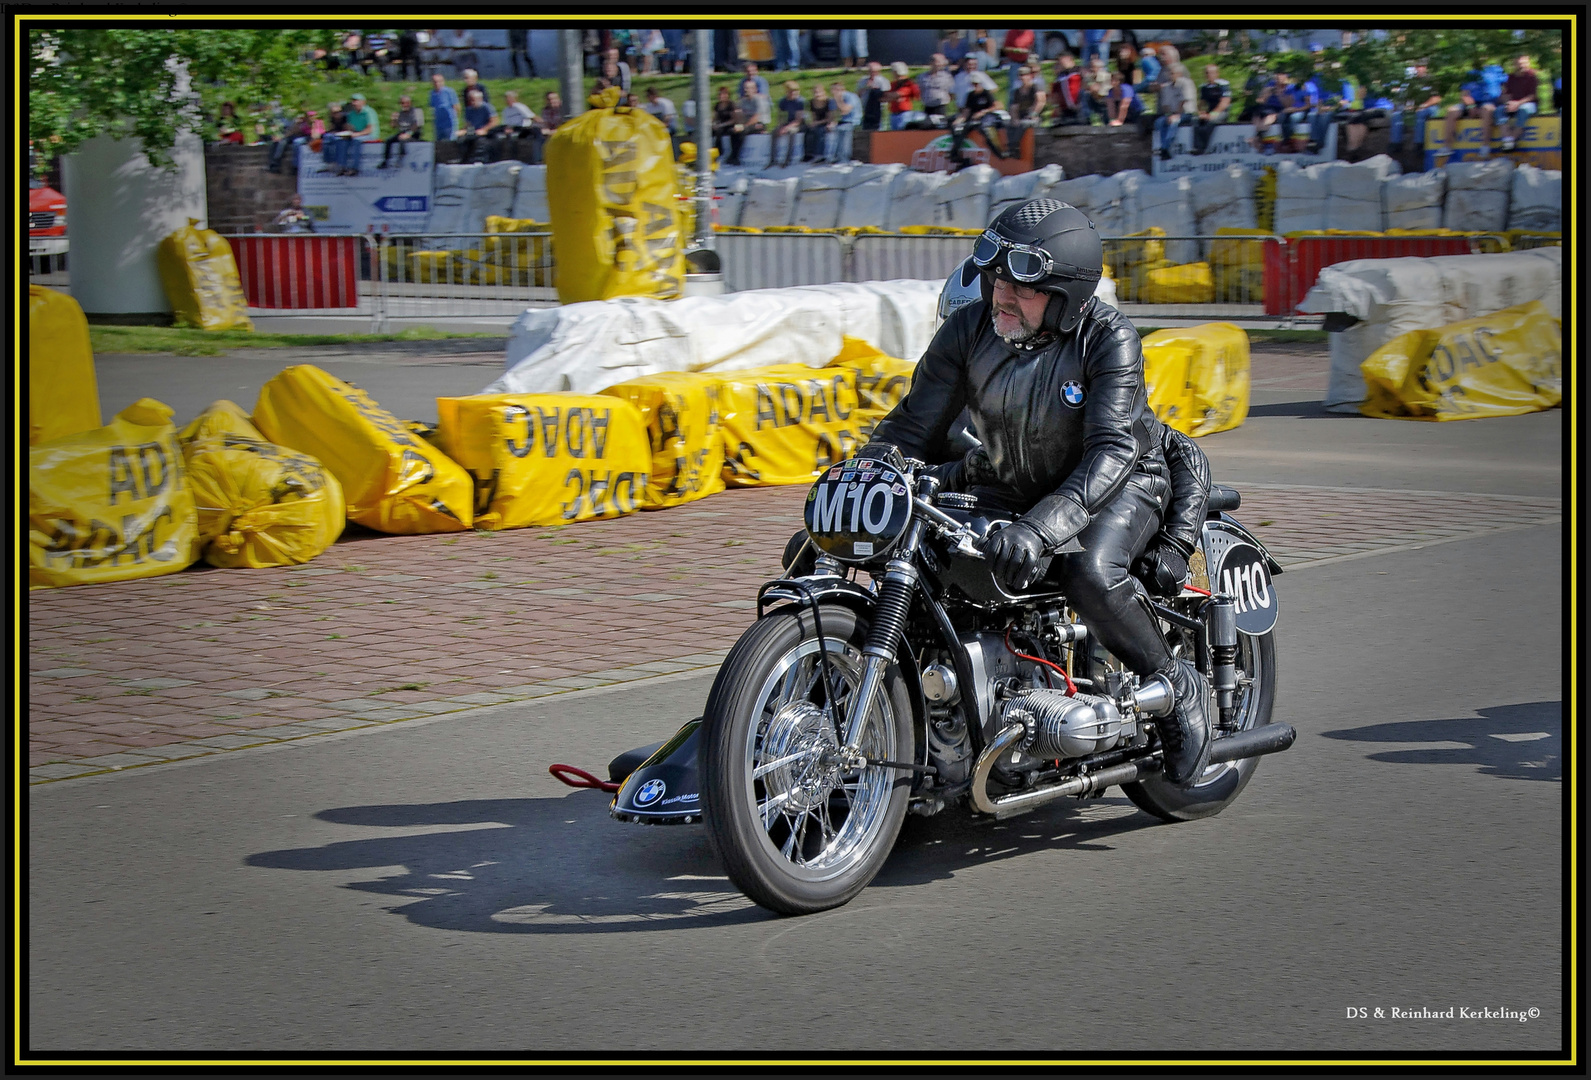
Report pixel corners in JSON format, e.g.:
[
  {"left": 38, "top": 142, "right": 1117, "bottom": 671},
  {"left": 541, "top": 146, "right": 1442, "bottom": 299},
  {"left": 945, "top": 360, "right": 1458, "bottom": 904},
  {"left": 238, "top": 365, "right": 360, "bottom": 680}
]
[{"left": 992, "top": 303, "right": 1041, "bottom": 344}]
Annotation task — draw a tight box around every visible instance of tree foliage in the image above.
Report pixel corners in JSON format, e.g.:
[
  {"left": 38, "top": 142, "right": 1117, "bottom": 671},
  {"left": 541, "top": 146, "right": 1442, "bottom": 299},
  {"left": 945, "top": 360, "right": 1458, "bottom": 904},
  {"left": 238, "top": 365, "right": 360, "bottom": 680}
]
[{"left": 29, "top": 29, "right": 339, "bottom": 169}]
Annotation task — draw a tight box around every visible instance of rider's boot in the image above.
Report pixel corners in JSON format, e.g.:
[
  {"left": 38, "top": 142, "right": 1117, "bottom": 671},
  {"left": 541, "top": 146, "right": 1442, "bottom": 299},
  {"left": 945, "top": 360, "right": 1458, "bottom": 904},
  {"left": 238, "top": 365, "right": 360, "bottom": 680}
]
[{"left": 1153, "top": 658, "right": 1212, "bottom": 786}]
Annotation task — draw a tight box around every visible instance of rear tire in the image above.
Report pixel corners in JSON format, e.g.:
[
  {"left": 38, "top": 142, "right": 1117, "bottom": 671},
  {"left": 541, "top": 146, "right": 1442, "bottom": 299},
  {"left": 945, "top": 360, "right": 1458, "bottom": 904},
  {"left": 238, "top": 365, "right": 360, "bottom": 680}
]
[
  {"left": 1123, "top": 629, "right": 1277, "bottom": 822},
  {"left": 701, "top": 604, "right": 914, "bottom": 915}
]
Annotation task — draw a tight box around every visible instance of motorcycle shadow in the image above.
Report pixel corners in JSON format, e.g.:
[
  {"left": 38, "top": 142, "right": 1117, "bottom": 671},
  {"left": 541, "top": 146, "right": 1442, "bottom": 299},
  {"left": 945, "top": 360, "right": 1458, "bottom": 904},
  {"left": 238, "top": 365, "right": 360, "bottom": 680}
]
[
  {"left": 1319, "top": 700, "right": 1561, "bottom": 782},
  {"left": 245, "top": 790, "right": 1161, "bottom": 934}
]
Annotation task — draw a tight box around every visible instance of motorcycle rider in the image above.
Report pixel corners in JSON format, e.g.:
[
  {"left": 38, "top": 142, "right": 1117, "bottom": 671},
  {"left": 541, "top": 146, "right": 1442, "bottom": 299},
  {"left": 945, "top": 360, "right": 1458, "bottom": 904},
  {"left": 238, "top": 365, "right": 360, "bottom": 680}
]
[{"left": 865, "top": 199, "right": 1214, "bottom": 785}]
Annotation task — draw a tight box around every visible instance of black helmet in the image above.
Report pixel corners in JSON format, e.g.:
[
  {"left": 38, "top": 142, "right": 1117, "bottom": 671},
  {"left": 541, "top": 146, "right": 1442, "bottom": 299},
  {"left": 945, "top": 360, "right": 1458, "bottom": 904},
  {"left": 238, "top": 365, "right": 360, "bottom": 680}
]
[{"left": 975, "top": 199, "right": 1102, "bottom": 334}]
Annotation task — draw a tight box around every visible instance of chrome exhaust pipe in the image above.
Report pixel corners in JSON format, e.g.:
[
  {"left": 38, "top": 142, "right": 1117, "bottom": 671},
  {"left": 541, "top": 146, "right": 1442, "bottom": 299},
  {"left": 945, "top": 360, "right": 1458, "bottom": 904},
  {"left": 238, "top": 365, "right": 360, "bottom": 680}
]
[{"left": 971, "top": 722, "right": 1297, "bottom": 819}]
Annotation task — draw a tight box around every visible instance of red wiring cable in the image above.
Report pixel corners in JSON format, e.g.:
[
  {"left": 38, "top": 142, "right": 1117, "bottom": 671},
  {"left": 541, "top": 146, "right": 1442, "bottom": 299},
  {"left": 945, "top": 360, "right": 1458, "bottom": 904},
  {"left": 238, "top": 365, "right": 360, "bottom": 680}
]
[
  {"left": 1182, "top": 584, "right": 1213, "bottom": 596},
  {"left": 1004, "top": 626, "right": 1078, "bottom": 696},
  {"left": 548, "top": 764, "right": 620, "bottom": 793}
]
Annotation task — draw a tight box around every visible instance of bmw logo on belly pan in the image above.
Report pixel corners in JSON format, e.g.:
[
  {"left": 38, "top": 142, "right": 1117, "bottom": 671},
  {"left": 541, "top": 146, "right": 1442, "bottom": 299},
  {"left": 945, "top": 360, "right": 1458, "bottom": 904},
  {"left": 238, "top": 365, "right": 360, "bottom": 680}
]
[{"left": 635, "top": 778, "right": 666, "bottom": 805}]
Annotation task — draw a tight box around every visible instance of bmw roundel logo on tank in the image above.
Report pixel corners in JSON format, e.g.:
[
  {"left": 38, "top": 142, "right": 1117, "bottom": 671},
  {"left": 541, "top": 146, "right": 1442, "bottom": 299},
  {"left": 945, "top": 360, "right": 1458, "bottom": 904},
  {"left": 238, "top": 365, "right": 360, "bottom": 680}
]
[
  {"left": 1061, "top": 380, "right": 1086, "bottom": 407},
  {"left": 1213, "top": 542, "right": 1279, "bottom": 635},
  {"left": 635, "top": 778, "right": 667, "bottom": 806}
]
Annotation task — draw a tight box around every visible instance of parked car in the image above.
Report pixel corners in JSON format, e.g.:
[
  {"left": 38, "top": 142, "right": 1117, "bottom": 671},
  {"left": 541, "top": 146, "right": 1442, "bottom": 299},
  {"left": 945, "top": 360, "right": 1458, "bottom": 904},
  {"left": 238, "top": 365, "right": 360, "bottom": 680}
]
[{"left": 29, "top": 176, "right": 67, "bottom": 257}]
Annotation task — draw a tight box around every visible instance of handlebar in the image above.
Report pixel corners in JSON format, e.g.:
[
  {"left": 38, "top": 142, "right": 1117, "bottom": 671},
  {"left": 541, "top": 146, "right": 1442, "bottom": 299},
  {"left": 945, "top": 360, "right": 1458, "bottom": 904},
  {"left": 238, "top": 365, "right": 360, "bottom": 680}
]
[{"left": 913, "top": 494, "right": 985, "bottom": 559}]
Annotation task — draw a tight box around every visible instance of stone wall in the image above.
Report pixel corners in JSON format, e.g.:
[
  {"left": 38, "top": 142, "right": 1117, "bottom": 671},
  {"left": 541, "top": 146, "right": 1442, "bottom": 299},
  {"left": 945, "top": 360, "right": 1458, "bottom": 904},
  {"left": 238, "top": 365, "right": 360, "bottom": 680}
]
[
  {"left": 204, "top": 144, "right": 298, "bottom": 234},
  {"left": 1032, "top": 126, "right": 1153, "bottom": 176}
]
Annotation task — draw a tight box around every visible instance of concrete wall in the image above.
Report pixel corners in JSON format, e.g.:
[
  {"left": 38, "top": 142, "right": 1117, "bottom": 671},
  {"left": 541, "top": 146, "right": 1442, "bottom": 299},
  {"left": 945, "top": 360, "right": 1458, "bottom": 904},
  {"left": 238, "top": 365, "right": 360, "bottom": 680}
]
[{"left": 62, "top": 134, "right": 207, "bottom": 316}]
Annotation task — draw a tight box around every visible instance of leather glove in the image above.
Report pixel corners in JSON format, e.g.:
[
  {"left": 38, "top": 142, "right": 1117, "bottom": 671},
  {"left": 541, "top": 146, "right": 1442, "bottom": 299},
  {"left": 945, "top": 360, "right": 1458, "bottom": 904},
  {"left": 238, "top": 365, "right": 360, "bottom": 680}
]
[
  {"left": 980, "top": 520, "right": 1053, "bottom": 592},
  {"left": 923, "top": 457, "right": 965, "bottom": 492},
  {"left": 1133, "top": 538, "right": 1192, "bottom": 597}
]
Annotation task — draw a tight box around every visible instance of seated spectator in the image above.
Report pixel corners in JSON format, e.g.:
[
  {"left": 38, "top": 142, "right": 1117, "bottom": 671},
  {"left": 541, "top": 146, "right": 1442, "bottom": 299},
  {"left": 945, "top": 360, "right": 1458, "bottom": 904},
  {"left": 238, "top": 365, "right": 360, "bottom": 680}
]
[
  {"left": 919, "top": 53, "right": 955, "bottom": 120},
  {"left": 1105, "top": 69, "right": 1141, "bottom": 126},
  {"left": 1048, "top": 54, "right": 1086, "bottom": 126},
  {"left": 274, "top": 193, "right": 314, "bottom": 233},
  {"left": 538, "top": 92, "right": 564, "bottom": 136},
  {"left": 458, "top": 86, "right": 498, "bottom": 164},
  {"left": 951, "top": 71, "right": 1009, "bottom": 164},
  {"left": 267, "top": 111, "right": 313, "bottom": 173},
  {"left": 643, "top": 85, "right": 681, "bottom": 138},
  {"left": 772, "top": 81, "right": 806, "bottom": 166},
  {"left": 953, "top": 53, "right": 998, "bottom": 109},
  {"left": 1389, "top": 61, "right": 1443, "bottom": 152},
  {"left": 1192, "top": 65, "right": 1232, "bottom": 154},
  {"left": 320, "top": 101, "right": 352, "bottom": 173},
  {"left": 831, "top": 80, "right": 861, "bottom": 162},
  {"left": 741, "top": 60, "right": 768, "bottom": 97},
  {"left": 341, "top": 92, "right": 380, "bottom": 175},
  {"left": 1083, "top": 57, "right": 1112, "bottom": 124},
  {"left": 1153, "top": 63, "right": 1195, "bottom": 157},
  {"left": 856, "top": 61, "right": 891, "bottom": 131},
  {"left": 887, "top": 62, "right": 923, "bottom": 130},
  {"left": 460, "top": 67, "right": 490, "bottom": 105},
  {"left": 215, "top": 101, "right": 244, "bottom": 144},
  {"left": 739, "top": 76, "right": 773, "bottom": 130},
  {"left": 380, "top": 94, "right": 425, "bottom": 168},
  {"left": 1498, "top": 54, "right": 1539, "bottom": 150},
  {"left": 1136, "top": 44, "right": 1161, "bottom": 93},
  {"left": 712, "top": 86, "right": 743, "bottom": 164},
  {"left": 1000, "top": 28, "right": 1036, "bottom": 106},
  {"left": 940, "top": 31, "right": 969, "bottom": 67},
  {"left": 1116, "top": 43, "right": 1139, "bottom": 86},
  {"left": 805, "top": 84, "right": 833, "bottom": 161},
  {"left": 1236, "top": 61, "right": 1271, "bottom": 123},
  {"left": 1004, "top": 65, "right": 1043, "bottom": 127},
  {"left": 1441, "top": 65, "right": 1498, "bottom": 160}
]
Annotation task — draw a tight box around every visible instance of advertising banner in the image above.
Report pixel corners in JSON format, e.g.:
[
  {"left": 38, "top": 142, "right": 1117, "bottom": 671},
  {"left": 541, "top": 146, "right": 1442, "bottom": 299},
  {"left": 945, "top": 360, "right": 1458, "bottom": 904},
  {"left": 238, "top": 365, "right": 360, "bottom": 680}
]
[
  {"left": 868, "top": 128, "right": 1035, "bottom": 175},
  {"left": 296, "top": 142, "right": 434, "bottom": 234},
  {"left": 1424, "top": 115, "right": 1559, "bottom": 169},
  {"left": 1152, "top": 124, "right": 1337, "bottom": 177}
]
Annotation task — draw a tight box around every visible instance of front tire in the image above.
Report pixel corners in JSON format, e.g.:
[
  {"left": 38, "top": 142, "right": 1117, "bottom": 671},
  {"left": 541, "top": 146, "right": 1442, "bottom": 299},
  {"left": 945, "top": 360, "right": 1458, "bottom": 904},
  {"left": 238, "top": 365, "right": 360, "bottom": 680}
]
[
  {"left": 1123, "top": 628, "right": 1277, "bottom": 822},
  {"left": 701, "top": 604, "right": 914, "bottom": 915}
]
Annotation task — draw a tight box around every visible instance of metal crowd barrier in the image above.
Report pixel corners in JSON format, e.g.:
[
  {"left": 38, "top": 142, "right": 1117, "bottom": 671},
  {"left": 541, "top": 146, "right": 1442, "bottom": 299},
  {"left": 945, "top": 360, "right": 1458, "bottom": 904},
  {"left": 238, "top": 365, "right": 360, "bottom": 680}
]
[
  {"left": 228, "top": 234, "right": 369, "bottom": 313},
  {"left": 713, "top": 232, "right": 846, "bottom": 291},
  {"left": 849, "top": 234, "right": 971, "bottom": 285},
  {"left": 374, "top": 232, "right": 557, "bottom": 327}
]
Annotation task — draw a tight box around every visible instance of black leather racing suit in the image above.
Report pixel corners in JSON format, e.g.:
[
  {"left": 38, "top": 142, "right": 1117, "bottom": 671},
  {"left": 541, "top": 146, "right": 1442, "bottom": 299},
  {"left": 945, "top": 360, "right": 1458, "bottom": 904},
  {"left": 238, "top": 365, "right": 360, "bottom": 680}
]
[{"left": 868, "top": 296, "right": 1201, "bottom": 676}]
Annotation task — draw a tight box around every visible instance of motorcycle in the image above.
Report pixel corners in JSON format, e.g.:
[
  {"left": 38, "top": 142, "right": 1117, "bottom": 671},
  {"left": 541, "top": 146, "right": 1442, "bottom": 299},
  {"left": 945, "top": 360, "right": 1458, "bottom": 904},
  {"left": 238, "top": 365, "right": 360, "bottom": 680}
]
[{"left": 603, "top": 446, "right": 1294, "bottom": 915}]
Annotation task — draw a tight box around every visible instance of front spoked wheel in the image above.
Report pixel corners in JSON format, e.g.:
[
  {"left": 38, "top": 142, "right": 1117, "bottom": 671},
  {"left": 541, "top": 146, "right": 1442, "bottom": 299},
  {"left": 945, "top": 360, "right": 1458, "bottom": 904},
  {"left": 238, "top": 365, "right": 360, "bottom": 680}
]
[{"left": 701, "top": 604, "right": 913, "bottom": 915}]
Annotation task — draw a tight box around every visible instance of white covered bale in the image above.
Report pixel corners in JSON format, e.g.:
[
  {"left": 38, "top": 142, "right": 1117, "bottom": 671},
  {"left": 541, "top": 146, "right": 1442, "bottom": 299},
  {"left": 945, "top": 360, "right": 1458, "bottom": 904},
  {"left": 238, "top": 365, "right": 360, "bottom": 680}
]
[
  {"left": 1121, "top": 173, "right": 1198, "bottom": 262},
  {"left": 1188, "top": 166, "right": 1258, "bottom": 234},
  {"left": 1446, "top": 158, "right": 1515, "bottom": 191},
  {"left": 1443, "top": 158, "right": 1514, "bottom": 231},
  {"left": 988, "top": 163, "right": 1065, "bottom": 223},
  {"left": 739, "top": 176, "right": 801, "bottom": 229},
  {"left": 1324, "top": 155, "right": 1399, "bottom": 232},
  {"left": 714, "top": 171, "right": 750, "bottom": 228},
  {"left": 884, "top": 169, "right": 949, "bottom": 230},
  {"left": 1508, "top": 165, "right": 1561, "bottom": 232},
  {"left": 835, "top": 163, "right": 905, "bottom": 228},
  {"left": 509, "top": 164, "right": 549, "bottom": 222},
  {"left": 934, "top": 163, "right": 995, "bottom": 229},
  {"left": 1384, "top": 170, "right": 1446, "bottom": 231},
  {"left": 1051, "top": 172, "right": 1125, "bottom": 234},
  {"left": 1273, "top": 160, "right": 1340, "bottom": 234},
  {"left": 789, "top": 164, "right": 854, "bottom": 230}
]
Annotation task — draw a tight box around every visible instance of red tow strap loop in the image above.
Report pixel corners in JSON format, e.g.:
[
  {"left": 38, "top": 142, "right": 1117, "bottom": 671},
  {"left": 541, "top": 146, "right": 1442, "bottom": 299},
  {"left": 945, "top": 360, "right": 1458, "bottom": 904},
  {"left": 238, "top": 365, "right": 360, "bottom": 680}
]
[{"left": 548, "top": 764, "right": 621, "bottom": 793}]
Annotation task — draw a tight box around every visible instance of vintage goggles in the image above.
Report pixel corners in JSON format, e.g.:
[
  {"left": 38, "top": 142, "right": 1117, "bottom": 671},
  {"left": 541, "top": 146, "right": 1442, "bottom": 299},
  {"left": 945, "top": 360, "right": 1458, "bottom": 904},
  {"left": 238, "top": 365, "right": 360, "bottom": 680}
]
[{"left": 972, "top": 230, "right": 1101, "bottom": 284}]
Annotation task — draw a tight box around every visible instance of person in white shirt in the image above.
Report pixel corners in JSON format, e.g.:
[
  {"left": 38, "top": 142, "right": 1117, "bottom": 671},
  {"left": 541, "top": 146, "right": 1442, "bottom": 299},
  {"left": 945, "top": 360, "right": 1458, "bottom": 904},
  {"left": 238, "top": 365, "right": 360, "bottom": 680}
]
[
  {"left": 643, "top": 85, "right": 681, "bottom": 136},
  {"left": 953, "top": 53, "right": 998, "bottom": 109},
  {"left": 501, "top": 89, "right": 535, "bottom": 130}
]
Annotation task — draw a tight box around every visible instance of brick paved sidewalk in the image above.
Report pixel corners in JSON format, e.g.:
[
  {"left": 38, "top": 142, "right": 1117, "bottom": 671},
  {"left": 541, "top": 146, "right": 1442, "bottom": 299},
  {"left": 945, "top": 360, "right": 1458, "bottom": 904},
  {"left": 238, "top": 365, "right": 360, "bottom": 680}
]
[{"left": 27, "top": 480, "right": 1559, "bottom": 784}]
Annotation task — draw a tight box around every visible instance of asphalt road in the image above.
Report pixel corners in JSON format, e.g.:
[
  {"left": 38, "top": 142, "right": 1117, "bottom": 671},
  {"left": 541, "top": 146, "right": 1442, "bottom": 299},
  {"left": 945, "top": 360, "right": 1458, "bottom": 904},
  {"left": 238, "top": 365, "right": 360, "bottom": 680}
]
[{"left": 32, "top": 344, "right": 1567, "bottom": 1058}]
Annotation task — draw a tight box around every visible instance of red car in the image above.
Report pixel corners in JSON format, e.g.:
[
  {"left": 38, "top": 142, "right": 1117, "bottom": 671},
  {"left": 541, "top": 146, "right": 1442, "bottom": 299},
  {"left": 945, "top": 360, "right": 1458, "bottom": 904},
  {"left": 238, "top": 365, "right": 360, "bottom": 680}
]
[{"left": 30, "top": 177, "right": 67, "bottom": 257}]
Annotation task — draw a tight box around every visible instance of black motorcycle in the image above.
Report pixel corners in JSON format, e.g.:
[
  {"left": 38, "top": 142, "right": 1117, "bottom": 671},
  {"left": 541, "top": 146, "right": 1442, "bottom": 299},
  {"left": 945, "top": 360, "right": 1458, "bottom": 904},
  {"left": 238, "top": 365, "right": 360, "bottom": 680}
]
[{"left": 606, "top": 447, "right": 1293, "bottom": 915}]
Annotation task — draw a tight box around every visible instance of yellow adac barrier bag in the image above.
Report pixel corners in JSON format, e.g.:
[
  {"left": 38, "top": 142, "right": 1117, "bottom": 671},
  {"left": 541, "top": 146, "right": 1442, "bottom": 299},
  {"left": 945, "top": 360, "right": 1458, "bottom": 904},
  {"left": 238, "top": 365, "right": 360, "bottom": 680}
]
[
  {"left": 1141, "top": 262, "right": 1216, "bottom": 305},
  {"left": 29, "top": 398, "right": 201, "bottom": 588},
  {"left": 252, "top": 365, "right": 473, "bottom": 533},
  {"left": 1141, "top": 340, "right": 1195, "bottom": 432},
  {"left": 156, "top": 219, "right": 253, "bottom": 332},
  {"left": 1141, "top": 323, "right": 1252, "bottom": 436},
  {"left": 713, "top": 225, "right": 764, "bottom": 234},
  {"left": 718, "top": 364, "right": 868, "bottom": 487},
  {"left": 179, "top": 400, "right": 346, "bottom": 568},
  {"left": 1359, "top": 301, "right": 1561, "bottom": 421},
  {"left": 1212, "top": 263, "right": 1265, "bottom": 304},
  {"left": 1122, "top": 257, "right": 1171, "bottom": 303},
  {"left": 433, "top": 393, "right": 652, "bottom": 528},
  {"left": 825, "top": 337, "right": 918, "bottom": 415},
  {"left": 600, "top": 372, "right": 728, "bottom": 509},
  {"left": 29, "top": 285, "right": 102, "bottom": 445},
  {"left": 1106, "top": 226, "right": 1166, "bottom": 279},
  {"left": 545, "top": 87, "right": 685, "bottom": 303},
  {"left": 1209, "top": 228, "right": 1269, "bottom": 272}
]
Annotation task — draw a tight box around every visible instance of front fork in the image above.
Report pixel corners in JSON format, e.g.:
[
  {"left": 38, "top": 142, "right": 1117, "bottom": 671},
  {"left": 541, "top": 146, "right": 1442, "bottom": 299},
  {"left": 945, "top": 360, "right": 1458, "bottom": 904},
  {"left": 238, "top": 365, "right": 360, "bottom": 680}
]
[{"left": 840, "top": 517, "right": 928, "bottom": 754}]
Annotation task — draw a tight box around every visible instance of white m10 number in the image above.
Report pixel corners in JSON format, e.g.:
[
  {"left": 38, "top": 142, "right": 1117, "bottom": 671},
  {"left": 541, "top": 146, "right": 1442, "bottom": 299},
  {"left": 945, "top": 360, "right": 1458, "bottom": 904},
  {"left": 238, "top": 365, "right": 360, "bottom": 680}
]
[
  {"left": 811, "top": 482, "right": 895, "bottom": 535},
  {"left": 1220, "top": 559, "right": 1271, "bottom": 615}
]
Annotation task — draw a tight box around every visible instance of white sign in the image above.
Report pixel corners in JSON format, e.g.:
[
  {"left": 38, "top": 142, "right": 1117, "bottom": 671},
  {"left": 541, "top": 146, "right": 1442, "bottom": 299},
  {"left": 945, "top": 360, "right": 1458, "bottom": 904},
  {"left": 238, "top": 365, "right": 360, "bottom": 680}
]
[
  {"left": 297, "top": 142, "right": 434, "bottom": 233},
  {"left": 1151, "top": 123, "right": 1337, "bottom": 178}
]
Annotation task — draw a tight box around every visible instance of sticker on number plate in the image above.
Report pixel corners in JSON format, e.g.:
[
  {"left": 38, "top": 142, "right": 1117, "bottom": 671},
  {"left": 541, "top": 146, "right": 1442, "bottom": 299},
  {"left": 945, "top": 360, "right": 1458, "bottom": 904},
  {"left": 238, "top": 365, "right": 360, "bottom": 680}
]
[{"left": 802, "top": 456, "right": 914, "bottom": 564}]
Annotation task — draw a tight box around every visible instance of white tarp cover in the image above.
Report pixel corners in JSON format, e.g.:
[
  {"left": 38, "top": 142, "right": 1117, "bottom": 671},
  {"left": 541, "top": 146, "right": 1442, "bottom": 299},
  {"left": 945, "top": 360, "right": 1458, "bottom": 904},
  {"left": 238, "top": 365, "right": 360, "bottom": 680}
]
[
  {"left": 988, "top": 163, "right": 1065, "bottom": 224},
  {"left": 933, "top": 163, "right": 995, "bottom": 230},
  {"left": 1273, "top": 160, "right": 1341, "bottom": 234},
  {"left": 789, "top": 165, "right": 855, "bottom": 230},
  {"left": 1051, "top": 172, "right": 1125, "bottom": 235},
  {"left": 508, "top": 164, "right": 550, "bottom": 223},
  {"left": 739, "top": 177, "right": 803, "bottom": 229},
  {"left": 423, "top": 161, "right": 520, "bottom": 242},
  {"left": 1444, "top": 188, "right": 1510, "bottom": 232},
  {"left": 1323, "top": 155, "right": 1399, "bottom": 233},
  {"left": 1121, "top": 173, "right": 1199, "bottom": 262},
  {"left": 834, "top": 164, "right": 904, "bottom": 229},
  {"left": 1298, "top": 248, "right": 1562, "bottom": 410},
  {"left": 884, "top": 170, "right": 950, "bottom": 231},
  {"left": 1188, "top": 166, "right": 1258, "bottom": 234},
  {"left": 489, "top": 280, "right": 943, "bottom": 396},
  {"left": 1383, "top": 170, "right": 1446, "bottom": 230},
  {"left": 1446, "top": 158, "right": 1515, "bottom": 191},
  {"left": 1508, "top": 165, "right": 1562, "bottom": 232}
]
